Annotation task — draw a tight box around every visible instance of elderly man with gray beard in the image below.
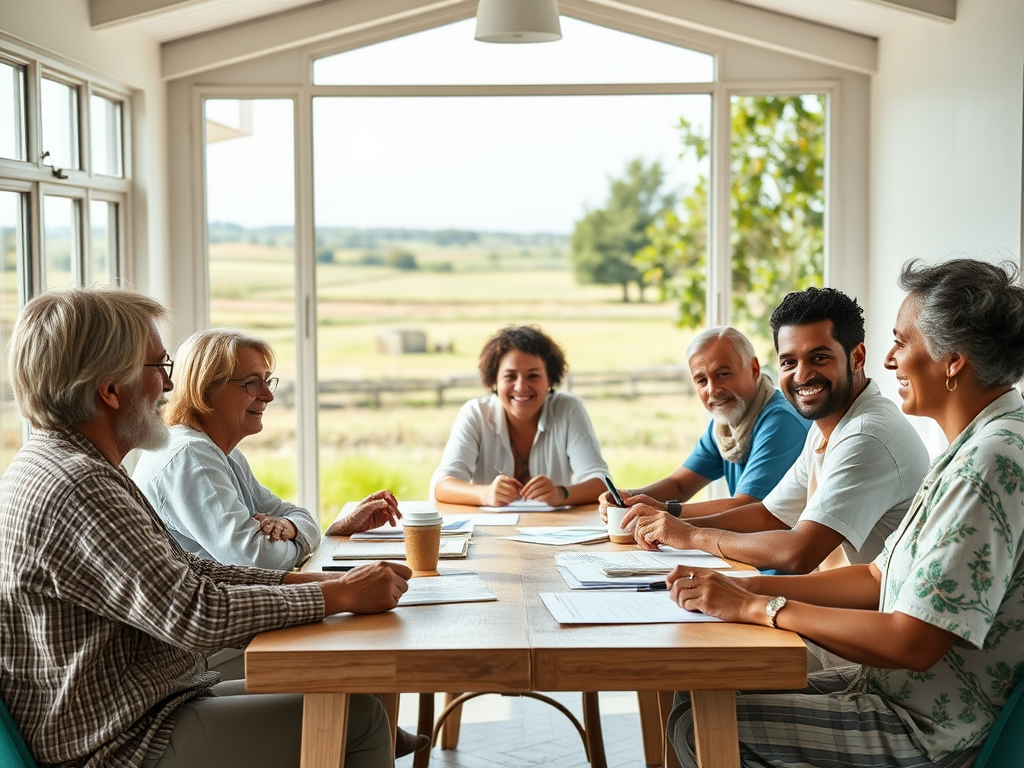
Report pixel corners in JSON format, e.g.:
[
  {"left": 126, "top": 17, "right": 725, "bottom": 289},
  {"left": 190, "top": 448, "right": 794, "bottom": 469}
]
[{"left": 600, "top": 326, "right": 809, "bottom": 522}]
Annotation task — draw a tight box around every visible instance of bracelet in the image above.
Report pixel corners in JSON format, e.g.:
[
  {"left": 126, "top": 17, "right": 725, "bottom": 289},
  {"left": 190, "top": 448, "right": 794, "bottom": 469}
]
[
  {"left": 714, "top": 528, "right": 726, "bottom": 558},
  {"left": 558, "top": 485, "right": 569, "bottom": 501}
]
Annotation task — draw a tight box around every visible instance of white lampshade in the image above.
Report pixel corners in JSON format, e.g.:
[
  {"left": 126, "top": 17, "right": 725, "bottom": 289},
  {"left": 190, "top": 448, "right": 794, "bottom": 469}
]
[{"left": 475, "top": 0, "right": 562, "bottom": 43}]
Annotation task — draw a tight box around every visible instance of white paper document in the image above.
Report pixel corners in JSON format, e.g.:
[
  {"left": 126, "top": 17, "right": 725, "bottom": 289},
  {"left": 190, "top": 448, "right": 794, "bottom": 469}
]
[
  {"left": 554, "top": 550, "right": 731, "bottom": 588},
  {"left": 540, "top": 591, "right": 722, "bottom": 625},
  {"left": 504, "top": 526, "right": 609, "bottom": 546},
  {"left": 332, "top": 537, "right": 469, "bottom": 560},
  {"left": 351, "top": 517, "right": 475, "bottom": 540},
  {"left": 480, "top": 499, "right": 571, "bottom": 513},
  {"left": 460, "top": 513, "right": 519, "bottom": 526},
  {"left": 399, "top": 573, "right": 497, "bottom": 606}
]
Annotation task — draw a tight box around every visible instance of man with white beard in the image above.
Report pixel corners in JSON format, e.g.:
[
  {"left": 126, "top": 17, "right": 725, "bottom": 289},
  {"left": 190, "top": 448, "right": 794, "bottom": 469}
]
[
  {"left": 600, "top": 326, "right": 809, "bottom": 521},
  {"left": 0, "top": 288, "right": 408, "bottom": 768}
]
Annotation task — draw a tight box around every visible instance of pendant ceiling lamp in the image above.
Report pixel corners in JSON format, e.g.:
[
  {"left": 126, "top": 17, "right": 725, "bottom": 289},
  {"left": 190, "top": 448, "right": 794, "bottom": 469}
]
[{"left": 474, "top": 0, "right": 562, "bottom": 43}]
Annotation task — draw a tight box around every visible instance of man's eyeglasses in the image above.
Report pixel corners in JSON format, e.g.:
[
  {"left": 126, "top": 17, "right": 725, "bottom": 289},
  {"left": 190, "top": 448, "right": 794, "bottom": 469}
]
[
  {"left": 144, "top": 355, "right": 174, "bottom": 379},
  {"left": 227, "top": 376, "right": 279, "bottom": 396}
]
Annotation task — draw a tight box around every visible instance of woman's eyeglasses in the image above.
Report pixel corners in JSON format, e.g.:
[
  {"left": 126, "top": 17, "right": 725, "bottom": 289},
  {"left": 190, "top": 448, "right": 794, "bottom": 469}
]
[{"left": 227, "top": 376, "right": 279, "bottom": 396}]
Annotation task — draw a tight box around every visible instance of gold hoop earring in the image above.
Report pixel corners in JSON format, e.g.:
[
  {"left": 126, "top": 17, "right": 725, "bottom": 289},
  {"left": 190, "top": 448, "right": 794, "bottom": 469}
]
[{"left": 946, "top": 376, "right": 957, "bottom": 392}]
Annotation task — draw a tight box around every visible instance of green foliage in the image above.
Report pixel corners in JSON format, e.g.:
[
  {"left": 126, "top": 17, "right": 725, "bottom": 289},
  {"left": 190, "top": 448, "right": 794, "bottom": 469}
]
[
  {"left": 358, "top": 252, "right": 385, "bottom": 266},
  {"left": 570, "top": 158, "right": 675, "bottom": 302},
  {"left": 385, "top": 249, "right": 418, "bottom": 271},
  {"left": 320, "top": 453, "right": 432, "bottom": 524},
  {"left": 315, "top": 248, "right": 335, "bottom": 264},
  {"left": 637, "top": 95, "right": 826, "bottom": 336}
]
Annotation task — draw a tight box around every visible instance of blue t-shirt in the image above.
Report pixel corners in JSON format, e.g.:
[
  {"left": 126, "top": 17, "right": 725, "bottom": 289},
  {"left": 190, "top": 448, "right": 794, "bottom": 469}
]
[{"left": 682, "top": 390, "right": 809, "bottom": 499}]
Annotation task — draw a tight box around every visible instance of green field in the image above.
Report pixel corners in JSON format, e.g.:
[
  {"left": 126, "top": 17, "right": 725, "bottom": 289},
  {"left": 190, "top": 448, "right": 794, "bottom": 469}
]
[{"left": 209, "top": 239, "right": 711, "bottom": 523}]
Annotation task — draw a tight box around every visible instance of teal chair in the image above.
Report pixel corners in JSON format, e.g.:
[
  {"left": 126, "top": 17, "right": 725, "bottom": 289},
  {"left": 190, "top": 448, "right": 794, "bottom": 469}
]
[
  {"left": 974, "top": 675, "right": 1024, "bottom": 768},
  {"left": 0, "top": 695, "right": 38, "bottom": 768}
]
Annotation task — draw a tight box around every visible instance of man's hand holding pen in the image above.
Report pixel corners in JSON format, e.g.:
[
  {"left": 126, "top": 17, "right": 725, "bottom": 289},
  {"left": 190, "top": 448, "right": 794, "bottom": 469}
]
[{"left": 631, "top": 505, "right": 694, "bottom": 550}]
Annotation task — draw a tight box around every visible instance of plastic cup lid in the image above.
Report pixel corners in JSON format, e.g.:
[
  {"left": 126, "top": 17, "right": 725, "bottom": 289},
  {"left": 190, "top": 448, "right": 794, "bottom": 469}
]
[{"left": 402, "top": 511, "right": 443, "bottom": 526}]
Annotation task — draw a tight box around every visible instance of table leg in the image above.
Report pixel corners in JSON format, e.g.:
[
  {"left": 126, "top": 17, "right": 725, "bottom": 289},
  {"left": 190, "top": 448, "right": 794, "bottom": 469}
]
[
  {"left": 690, "top": 690, "right": 739, "bottom": 768},
  {"left": 440, "top": 692, "right": 463, "bottom": 749},
  {"left": 637, "top": 691, "right": 663, "bottom": 767},
  {"left": 301, "top": 692, "right": 349, "bottom": 768},
  {"left": 581, "top": 691, "right": 607, "bottom": 768}
]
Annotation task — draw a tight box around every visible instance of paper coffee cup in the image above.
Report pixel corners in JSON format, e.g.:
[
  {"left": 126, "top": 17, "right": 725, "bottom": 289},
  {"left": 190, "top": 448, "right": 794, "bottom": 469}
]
[
  {"left": 403, "top": 511, "right": 443, "bottom": 571},
  {"left": 607, "top": 506, "right": 636, "bottom": 545}
]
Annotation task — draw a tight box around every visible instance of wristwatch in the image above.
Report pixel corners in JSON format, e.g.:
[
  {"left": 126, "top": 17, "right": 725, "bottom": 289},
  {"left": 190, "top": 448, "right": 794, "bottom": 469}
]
[
  {"left": 766, "top": 595, "right": 787, "bottom": 628},
  {"left": 666, "top": 500, "right": 682, "bottom": 517}
]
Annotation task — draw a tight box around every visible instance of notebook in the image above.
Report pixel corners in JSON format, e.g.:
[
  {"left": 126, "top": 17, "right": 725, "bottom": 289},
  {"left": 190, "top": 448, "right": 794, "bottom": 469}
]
[{"left": 332, "top": 537, "right": 469, "bottom": 560}]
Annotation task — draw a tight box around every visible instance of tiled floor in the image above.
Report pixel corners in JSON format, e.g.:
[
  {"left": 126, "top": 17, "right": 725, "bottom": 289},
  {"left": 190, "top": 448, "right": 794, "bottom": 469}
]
[{"left": 395, "top": 690, "right": 655, "bottom": 768}]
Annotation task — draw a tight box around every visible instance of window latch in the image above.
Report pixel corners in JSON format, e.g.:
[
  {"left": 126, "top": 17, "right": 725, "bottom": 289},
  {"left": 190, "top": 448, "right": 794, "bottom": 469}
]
[{"left": 41, "top": 151, "right": 69, "bottom": 180}]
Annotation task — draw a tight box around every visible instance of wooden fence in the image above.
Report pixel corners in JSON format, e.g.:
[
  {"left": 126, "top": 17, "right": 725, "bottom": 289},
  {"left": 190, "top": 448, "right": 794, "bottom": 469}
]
[{"left": 276, "top": 366, "right": 693, "bottom": 409}]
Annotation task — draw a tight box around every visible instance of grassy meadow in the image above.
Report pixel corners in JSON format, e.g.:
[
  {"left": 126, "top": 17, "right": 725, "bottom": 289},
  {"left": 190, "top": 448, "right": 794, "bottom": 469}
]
[{"left": 209, "top": 236, "right": 711, "bottom": 523}]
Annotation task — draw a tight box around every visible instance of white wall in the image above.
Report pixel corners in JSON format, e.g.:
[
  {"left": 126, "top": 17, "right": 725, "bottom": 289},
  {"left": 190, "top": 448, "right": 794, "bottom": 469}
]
[
  {"left": 868, "top": 0, "right": 1023, "bottom": 451},
  {"left": 0, "top": 0, "right": 168, "bottom": 303}
]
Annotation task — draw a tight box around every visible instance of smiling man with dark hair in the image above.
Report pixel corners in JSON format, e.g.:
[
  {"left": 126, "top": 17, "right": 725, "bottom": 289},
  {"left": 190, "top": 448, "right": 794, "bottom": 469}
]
[{"left": 631, "top": 289, "right": 929, "bottom": 667}]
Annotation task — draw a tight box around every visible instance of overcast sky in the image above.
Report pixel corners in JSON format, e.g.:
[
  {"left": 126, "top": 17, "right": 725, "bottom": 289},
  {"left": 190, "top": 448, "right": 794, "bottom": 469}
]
[{"left": 205, "top": 18, "right": 712, "bottom": 235}]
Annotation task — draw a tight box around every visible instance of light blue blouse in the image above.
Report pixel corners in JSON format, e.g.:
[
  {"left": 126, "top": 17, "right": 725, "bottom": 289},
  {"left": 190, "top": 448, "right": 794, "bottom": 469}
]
[{"left": 133, "top": 425, "right": 321, "bottom": 569}]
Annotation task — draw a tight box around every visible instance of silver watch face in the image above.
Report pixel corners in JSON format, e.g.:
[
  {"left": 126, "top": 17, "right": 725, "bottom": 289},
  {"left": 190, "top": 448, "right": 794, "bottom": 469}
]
[{"left": 767, "top": 595, "right": 786, "bottom": 617}]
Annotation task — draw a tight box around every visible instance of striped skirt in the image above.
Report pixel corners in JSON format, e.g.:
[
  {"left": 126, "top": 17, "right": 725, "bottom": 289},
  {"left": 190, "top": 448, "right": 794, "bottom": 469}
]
[{"left": 667, "top": 666, "right": 978, "bottom": 768}]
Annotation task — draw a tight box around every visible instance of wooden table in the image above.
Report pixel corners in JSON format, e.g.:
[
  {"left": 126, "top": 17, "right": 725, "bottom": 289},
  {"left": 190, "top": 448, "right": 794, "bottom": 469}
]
[{"left": 245, "top": 505, "right": 807, "bottom": 768}]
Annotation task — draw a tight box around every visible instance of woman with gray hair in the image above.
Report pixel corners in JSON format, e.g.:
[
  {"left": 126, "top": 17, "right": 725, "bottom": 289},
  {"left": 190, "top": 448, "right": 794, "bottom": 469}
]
[
  {"left": 663, "top": 258, "right": 1024, "bottom": 768},
  {"left": 134, "top": 329, "right": 400, "bottom": 571}
]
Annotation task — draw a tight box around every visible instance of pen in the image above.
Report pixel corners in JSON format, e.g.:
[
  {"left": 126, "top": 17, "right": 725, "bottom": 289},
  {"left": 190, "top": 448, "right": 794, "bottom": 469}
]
[
  {"left": 322, "top": 565, "right": 357, "bottom": 572},
  {"left": 602, "top": 476, "right": 626, "bottom": 507},
  {"left": 636, "top": 581, "right": 669, "bottom": 592}
]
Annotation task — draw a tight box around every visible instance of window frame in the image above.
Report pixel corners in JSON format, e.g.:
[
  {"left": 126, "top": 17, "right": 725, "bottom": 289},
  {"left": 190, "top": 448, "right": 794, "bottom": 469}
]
[
  {"left": 192, "top": 17, "right": 839, "bottom": 514},
  {"left": 0, "top": 35, "right": 134, "bottom": 471}
]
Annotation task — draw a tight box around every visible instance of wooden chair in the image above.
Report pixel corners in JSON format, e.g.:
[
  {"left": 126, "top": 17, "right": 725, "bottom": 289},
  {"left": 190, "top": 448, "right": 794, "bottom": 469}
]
[{"left": 413, "top": 691, "right": 608, "bottom": 768}]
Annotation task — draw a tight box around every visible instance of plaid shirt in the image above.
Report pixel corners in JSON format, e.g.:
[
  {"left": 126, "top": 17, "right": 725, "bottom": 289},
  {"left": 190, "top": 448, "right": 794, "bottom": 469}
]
[{"left": 0, "top": 429, "right": 324, "bottom": 768}]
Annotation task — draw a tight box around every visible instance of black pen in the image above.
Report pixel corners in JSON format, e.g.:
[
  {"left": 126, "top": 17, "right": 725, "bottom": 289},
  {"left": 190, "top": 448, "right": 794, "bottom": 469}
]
[
  {"left": 602, "top": 476, "right": 626, "bottom": 507},
  {"left": 322, "top": 565, "right": 356, "bottom": 572},
  {"left": 637, "top": 581, "right": 669, "bottom": 592}
]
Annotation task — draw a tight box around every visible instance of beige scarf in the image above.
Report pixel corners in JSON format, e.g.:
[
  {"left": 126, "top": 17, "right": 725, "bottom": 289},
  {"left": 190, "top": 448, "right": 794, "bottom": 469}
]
[{"left": 713, "top": 373, "right": 776, "bottom": 463}]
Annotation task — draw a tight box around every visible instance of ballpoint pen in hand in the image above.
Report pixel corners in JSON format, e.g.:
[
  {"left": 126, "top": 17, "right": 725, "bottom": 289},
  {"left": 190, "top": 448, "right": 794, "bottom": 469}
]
[
  {"left": 636, "top": 581, "right": 669, "bottom": 591},
  {"left": 603, "top": 567, "right": 673, "bottom": 577},
  {"left": 602, "top": 476, "right": 626, "bottom": 507}
]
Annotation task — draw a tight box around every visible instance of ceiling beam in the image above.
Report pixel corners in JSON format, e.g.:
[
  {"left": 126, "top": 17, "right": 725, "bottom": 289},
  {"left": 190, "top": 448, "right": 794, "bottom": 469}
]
[
  {"left": 162, "top": 0, "right": 473, "bottom": 80},
  {"left": 570, "top": 0, "right": 877, "bottom": 74},
  {"left": 91, "top": 0, "right": 205, "bottom": 29},
  {"left": 870, "top": 0, "right": 956, "bottom": 23},
  {"left": 161, "top": 0, "right": 879, "bottom": 81}
]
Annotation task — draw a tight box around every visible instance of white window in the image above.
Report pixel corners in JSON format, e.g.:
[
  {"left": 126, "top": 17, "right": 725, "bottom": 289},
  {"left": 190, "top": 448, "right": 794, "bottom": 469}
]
[
  {"left": 0, "top": 40, "right": 132, "bottom": 471},
  {"left": 200, "top": 16, "right": 830, "bottom": 518}
]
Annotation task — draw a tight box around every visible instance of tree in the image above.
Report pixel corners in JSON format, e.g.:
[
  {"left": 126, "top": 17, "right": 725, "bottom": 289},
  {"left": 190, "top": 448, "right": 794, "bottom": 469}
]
[
  {"left": 570, "top": 158, "right": 675, "bottom": 302},
  {"left": 636, "top": 95, "right": 826, "bottom": 337}
]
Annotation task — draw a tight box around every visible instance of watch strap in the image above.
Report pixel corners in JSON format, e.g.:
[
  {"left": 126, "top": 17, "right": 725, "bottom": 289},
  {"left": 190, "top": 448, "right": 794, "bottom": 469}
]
[{"left": 666, "top": 500, "right": 682, "bottom": 517}]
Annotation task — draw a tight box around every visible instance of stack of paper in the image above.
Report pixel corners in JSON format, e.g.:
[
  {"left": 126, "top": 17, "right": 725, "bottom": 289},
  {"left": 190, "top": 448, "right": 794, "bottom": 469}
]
[
  {"left": 398, "top": 573, "right": 497, "bottom": 606},
  {"left": 540, "top": 591, "right": 722, "bottom": 624},
  {"left": 503, "top": 526, "right": 609, "bottom": 546},
  {"left": 332, "top": 537, "right": 470, "bottom": 561},
  {"left": 555, "top": 549, "right": 731, "bottom": 589},
  {"left": 351, "top": 518, "right": 475, "bottom": 540},
  {"left": 480, "top": 499, "right": 571, "bottom": 513}
]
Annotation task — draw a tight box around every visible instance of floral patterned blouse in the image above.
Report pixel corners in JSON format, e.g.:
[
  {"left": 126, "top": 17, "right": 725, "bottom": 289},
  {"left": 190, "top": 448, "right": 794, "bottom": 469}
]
[{"left": 855, "top": 389, "right": 1024, "bottom": 760}]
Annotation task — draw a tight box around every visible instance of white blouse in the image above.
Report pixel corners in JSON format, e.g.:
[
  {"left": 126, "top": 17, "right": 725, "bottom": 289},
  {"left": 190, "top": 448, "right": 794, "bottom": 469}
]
[{"left": 430, "top": 391, "right": 609, "bottom": 498}]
